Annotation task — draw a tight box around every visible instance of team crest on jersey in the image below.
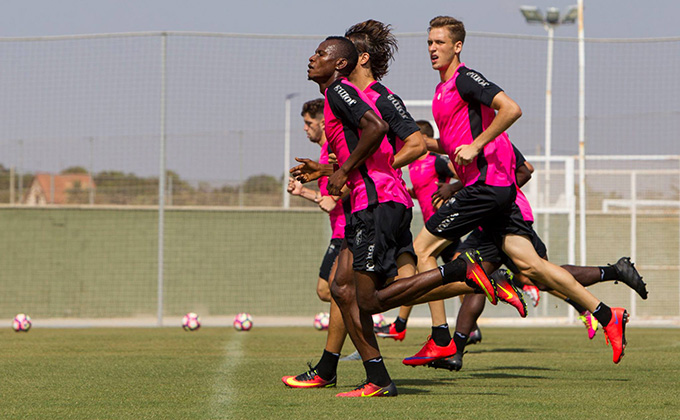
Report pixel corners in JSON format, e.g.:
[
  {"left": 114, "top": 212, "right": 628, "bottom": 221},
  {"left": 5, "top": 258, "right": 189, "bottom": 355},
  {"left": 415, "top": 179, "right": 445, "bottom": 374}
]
[
  {"left": 333, "top": 84, "right": 357, "bottom": 106},
  {"left": 466, "top": 71, "right": 490, "bottom": 87}
]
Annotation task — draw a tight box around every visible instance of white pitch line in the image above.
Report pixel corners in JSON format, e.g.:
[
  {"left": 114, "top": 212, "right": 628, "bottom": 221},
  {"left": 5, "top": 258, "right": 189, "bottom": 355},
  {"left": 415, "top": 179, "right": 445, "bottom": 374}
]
[{"left": 208, "top": 332, "right": 244, "bottom": 418}]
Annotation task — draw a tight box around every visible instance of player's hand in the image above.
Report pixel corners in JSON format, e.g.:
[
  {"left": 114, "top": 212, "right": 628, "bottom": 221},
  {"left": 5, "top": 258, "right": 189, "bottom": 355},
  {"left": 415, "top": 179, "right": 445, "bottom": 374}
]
[
  {"left": 327, "top": 153, "right": 338, "bottom": 165},
  {"left": 327, "top": 167, "right": 348, "bottom": 196},
  {"left": 432, "top": 182, "right": 458, "bottom": 208},
  {"left": 454, "top": 143, "right": 481, "bottom": 166},
  {"left": 407, "top": 187, "right": 416, "bottom": 199},
  {"left": 290, "top": 157, "right": 323, "bottom": 183},
  {"left": 286, "top": 178, "right": 304, "bottom": 196},
  {"left": 317, "top": 195, "right": 338, "bottom": 213}
]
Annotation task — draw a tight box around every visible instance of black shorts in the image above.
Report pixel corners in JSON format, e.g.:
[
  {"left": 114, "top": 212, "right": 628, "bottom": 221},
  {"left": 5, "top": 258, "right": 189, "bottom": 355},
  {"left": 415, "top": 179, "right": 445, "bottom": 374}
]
[
  {"left": 438, "top": 240, "right": 461, "bottom": 263},
  {"left": 456, "top": 222, "right": 548, "bottom": 270},
  {"left": 425, "top": 183, "right": 533, "bottom": 248},
  {"left": 319, "top": 237, "right": 343, "bottom": 281},
  {"left": 346, "top": 202, "right": 415, "bottom": 279},
  {"left": 456, "top": 228, "right": 504, "bottom": 264}
]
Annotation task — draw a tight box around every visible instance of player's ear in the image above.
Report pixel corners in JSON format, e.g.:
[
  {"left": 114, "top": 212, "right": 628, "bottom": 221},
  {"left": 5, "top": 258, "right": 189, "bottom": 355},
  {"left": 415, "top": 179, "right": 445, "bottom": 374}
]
[
  {"left": 320, "top": 119, "right": 325, "bottom": 130},
  {"left": 454, "top": 40, "right": 463, "bottom": 54},
  {"left": 335, "top": 57, "right": 348, "bottom": 73},
  {"left": 358, "top": 52, "right": 370, "bottom": 67}
]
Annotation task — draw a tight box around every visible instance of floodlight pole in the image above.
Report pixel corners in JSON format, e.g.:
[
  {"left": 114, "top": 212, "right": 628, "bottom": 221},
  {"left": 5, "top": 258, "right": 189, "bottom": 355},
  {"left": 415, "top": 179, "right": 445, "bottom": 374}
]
[
  {"left": 157, "top": 32, "right": 168, "bottom": 327},
  {"left": 577, "top": 0, "right": 587, "bottom": 266}
]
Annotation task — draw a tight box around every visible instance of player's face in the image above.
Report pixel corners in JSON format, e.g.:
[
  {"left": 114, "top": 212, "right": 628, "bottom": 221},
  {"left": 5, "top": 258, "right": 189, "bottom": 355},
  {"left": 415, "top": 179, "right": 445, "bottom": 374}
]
[
  {"left": 308, "top": 40, "right": 339, "bottom": 82},
  {"left": 302, "top": 113, "right": 324, "bottom": 143},
  {"left": 427, "top": 27, "right": 462, "bottom": 71}
]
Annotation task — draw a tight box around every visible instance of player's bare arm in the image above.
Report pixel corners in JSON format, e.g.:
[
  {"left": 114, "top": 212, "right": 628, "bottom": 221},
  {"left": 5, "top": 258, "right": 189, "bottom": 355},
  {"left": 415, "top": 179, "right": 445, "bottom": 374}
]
[
  {"left": 425, "top": 136, "right": 446, "bottom": 154},
  {"left": 454, "top": 92, "right": 522, "bottom": 166},
  {"left": 327, "top": 109, "right": 388, "bottom": 195},
  {"left": 392, "top": 131, "right": 427, "bottom": 169}
]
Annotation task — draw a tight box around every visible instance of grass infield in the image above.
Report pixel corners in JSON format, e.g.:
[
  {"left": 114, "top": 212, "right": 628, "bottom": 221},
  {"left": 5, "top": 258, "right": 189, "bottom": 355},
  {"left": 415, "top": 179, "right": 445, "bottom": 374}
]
[{"left": 2, "top": 326, "right": 679, "bottom": 419}]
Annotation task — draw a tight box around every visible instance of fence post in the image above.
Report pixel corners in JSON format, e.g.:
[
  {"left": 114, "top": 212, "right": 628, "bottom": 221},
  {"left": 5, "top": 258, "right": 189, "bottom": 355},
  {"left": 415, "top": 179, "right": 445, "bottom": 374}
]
[{"left": 157, "top": 32, "right": 168, "bottom": 327}]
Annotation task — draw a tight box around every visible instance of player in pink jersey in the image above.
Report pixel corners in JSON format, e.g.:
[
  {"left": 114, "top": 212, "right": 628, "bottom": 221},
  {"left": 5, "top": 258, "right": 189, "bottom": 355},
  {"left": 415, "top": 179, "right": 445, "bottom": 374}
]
[
  {"left": 286, "top": 98, "right": 349, "bottom": 303},
  {"left": 412, "top": 16, "right": 631, "bottom": 364},
  {"left": 289, "top": 34, "right": 498, "bottom": 397},
  {"left": 376, "top": 120, "right": 463, "bottom": 361},
  {"left": 424, "top": 143, "right": 646, "bottom": 371}
]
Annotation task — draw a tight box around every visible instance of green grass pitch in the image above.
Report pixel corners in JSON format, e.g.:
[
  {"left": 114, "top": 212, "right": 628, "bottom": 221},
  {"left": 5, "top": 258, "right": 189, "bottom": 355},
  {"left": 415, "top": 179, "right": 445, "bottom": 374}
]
[{"left": 2, "top": 326, "right": 679, "bottom": 419}]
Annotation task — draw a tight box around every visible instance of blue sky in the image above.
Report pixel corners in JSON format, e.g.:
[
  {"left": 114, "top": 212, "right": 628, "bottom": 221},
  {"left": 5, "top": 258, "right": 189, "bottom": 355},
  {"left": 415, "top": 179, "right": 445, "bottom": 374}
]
[{"left": 1, "top": 0, "right": 678, "bottom": 39}]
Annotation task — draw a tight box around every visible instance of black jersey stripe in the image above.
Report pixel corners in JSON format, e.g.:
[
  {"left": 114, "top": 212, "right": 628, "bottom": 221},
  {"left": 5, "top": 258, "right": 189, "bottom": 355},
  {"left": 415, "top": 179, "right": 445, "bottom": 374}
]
[
  {"left": 342, "top": 121, "right": 379, "bottom": 206},
  {"left": 467, "top": 102, "right": 488, "bottom": 184}
]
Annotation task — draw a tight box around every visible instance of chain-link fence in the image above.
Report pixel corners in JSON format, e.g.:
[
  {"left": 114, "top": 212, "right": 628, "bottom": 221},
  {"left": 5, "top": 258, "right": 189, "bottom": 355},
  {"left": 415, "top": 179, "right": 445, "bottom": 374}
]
[{"left": 0, "top": 31, "right": 678, "bottom": 325}]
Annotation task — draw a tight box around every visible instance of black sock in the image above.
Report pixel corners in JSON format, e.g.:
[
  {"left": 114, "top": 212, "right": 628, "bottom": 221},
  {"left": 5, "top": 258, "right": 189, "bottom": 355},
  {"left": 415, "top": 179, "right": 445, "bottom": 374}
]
[
  {"left": 599, "top": 265, "right": 618, "bottom": 281},
  {"left": 431, "top": 323, "right": 451, "bottom": 346},
  {"left": 314, "top": 350, "right": 339, "bottom": 381},
  {"left": 592, "top": 302, "right": 613, "bottom": 327},
  {"left": 453, "top": 331, "right": 468, "bottom": 355},
  {"left": 364, "top": 357, "right": 391, "bottom": 387},
  {"left": 394, "top": 316, "right": 407, "bottom": 332},
  {"left": 439, "top": 258, "right": 466, "bottom": 284},
  {"left": 564, "top": 298, "right": 587, "bottom": 314}
]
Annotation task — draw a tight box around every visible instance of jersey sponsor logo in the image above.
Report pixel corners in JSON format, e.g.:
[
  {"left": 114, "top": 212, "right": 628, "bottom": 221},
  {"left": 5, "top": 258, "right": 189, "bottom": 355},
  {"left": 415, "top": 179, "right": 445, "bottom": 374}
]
[
  {"left": 386, "top": 94, "right": 408, "bottom": 119},
  {"left": 466, "top": 71, "right": 490, "bottom": 87},
  {"left": 333, "top": 84, "right": 357, "bottom": 106}
]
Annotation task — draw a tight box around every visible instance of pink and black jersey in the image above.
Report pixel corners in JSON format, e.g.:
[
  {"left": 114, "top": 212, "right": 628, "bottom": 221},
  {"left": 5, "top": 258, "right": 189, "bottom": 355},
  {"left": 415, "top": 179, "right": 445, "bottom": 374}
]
[
  {"left": 363, "top": 81, "right": 420, "bottom": 155},
  {"left": 512, "top": 144, "right": 534, "bottom": 223},
  {"left": 318, "top": 141, "right": 347, "bottom": 239},
  {"left": 408, "top": 153, "right": 454, "bottom": 223},
  {"left": 432, "top": 63, "right": 516, "bottom": 187},
  {"left": 324, "top": 78, "right": 411, "bottom": 213}
]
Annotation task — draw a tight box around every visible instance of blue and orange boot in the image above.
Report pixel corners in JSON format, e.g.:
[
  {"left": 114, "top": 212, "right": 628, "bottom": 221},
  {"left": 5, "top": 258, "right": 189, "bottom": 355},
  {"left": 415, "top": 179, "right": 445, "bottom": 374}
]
[
  {"left": 403, "top": 337, "right": 457, "bottom": 366},
  {"left": 282, "top": 363, "right": 336, "bottom": 388},
  {"left": 602, "top": 307, "right": 629, "bottom": 364},
  {"left": 336, "top": 380, "right": 398, "bottom": 397}
]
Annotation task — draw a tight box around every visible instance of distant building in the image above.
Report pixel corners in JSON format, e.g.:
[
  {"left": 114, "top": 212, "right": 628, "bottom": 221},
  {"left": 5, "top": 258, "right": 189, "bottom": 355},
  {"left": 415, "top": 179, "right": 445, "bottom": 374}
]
[{"left": 24, "top": 173, "right": 95, "bottom": 205}]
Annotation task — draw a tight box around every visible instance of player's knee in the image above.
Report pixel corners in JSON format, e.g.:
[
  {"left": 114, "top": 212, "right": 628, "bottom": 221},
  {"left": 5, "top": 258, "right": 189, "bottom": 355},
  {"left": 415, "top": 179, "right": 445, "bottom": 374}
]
[
  {"left": 317, "top": 281, "right": 331, "bottom": 302},
  {"left": 357, "top": 293, "right": 382, "bottom": 315},
  {"left": 330, "top": 280, "right": 352, "bottom": 306}
]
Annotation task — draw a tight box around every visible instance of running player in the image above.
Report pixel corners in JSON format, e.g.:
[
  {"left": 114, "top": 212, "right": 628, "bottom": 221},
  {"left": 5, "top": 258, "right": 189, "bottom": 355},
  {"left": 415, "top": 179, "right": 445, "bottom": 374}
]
[
  {"left": 414, "top": 15, "right": 629, "bottom": 364},
  {"left": 286, "top": 98, "right": 348, "bottom": 302},
  {"left": 426, "top": 143, "right": 647, "bottom": 371},
  {"left": 290, "top": 35, "right": 494, "bottom": 397}
]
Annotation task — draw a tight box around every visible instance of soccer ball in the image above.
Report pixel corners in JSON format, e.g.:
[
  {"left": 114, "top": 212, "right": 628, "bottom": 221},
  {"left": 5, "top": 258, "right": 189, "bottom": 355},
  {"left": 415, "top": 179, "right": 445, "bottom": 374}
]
[
  {"left": 372, "top": 313, "right": 387, "bottom": 328},
  {"left": 12, "top": 314, "right": 32, "bottom": 332},
  {"left": 182, "top": 312, "right": 201, "bottom": 331},
  {"left": 313, "top": 312, "right": 330, "bottom": 330},
  {"left": 233, "top": 312, "right": 253, "bottom": 331}
]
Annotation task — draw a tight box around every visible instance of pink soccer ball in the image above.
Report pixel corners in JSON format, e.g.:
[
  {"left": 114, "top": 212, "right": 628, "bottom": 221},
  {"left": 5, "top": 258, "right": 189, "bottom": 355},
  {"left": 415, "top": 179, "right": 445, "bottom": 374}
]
[
  {"left": 313, "top": 312, "right": 330, "bottom": 330},
  {"left": 372, "top": 313, "right": 387, "bottom": 328},
  {"left": 12, "top": 314, "right": 32, "bottom": 332},
  {"left": 182, "top": 312, "right": 201, "bottom": 331},
  {"left": 233, "top": 312, "right": 253, "bottom": 331}
]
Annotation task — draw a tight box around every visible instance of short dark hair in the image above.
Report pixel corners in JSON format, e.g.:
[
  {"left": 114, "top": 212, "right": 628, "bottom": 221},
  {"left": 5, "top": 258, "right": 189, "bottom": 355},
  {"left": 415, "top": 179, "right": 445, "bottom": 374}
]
[
  {"left": 301, "top": 98, "right": 324, "bottom": 119},
  {"left": 345, "top": 19, "right": 398, "bottom": 81},
  {"left": 416, "top": 120, "right": 434, "bottom": 137},
  {"left": 325, "top": 36, "right": 358, "bottom": 76},
  {"left": 429, "top": 16, "right": 466, "bottom": 44}
]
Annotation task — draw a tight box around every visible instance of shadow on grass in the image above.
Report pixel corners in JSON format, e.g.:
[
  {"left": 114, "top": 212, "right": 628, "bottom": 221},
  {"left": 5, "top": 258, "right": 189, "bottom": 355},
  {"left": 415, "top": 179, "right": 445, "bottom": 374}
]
[
  {"left": 469, "top": 372, "right": 547, "bottom": 380},
  {"left": 467, "top": 347, "right": 535, "bottom": 354}
]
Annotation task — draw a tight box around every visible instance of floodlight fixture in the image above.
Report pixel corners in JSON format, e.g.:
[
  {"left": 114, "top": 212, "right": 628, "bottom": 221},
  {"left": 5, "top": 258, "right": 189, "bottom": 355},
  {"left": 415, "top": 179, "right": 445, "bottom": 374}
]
[
  {"left": 562, "top": 5, "right": 578, "bottom": 24},
  {"left": 520, "top": 6, "right": 545, "bottom": 24},
  {"left": 546, "top": 7, "right": 561, "bottom": 24}
]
